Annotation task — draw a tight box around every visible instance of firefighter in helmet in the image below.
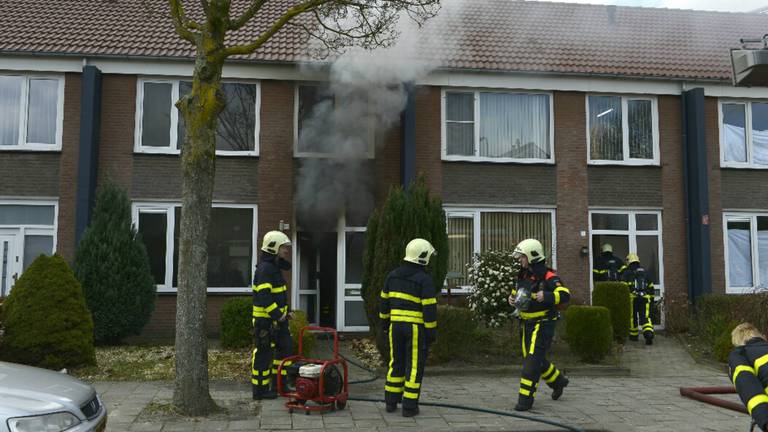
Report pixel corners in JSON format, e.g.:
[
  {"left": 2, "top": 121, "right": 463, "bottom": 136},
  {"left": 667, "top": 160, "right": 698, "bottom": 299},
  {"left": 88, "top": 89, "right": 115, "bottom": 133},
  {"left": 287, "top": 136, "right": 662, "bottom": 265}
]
[
  {"left": 251, "top": 230, "right": 293, "bottom": 400},
  {"left": 507, "top": 238, "right": 570, "bottom": 412},
  {"left": 380, "top": 238, "right": 438, "bottom": 417},
  {"left": 728, "top": 323, "right": 768, "bottom": 432},
  {"left": 593, "top": 243, "right": 625, "bottom": 282},
  {"left": 621, "top": 253, "right": 655, "bottom": 344}
]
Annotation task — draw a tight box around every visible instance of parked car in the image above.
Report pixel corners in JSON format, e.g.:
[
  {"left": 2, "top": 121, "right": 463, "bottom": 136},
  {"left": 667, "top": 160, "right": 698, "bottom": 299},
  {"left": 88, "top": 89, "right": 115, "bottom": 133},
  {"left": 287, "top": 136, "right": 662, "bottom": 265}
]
[{"left": 0, "top": 361, "right": 107, "bottom": 432}]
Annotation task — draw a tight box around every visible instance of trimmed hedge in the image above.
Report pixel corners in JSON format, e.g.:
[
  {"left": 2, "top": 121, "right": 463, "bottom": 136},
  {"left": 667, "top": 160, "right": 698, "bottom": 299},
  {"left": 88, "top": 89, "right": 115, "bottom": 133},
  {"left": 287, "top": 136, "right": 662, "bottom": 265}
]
[
  {"left": 565, "top": 306, "right": 613, "bottom": 363},
  {"left": 691, "top": 294, "right": 768, "bottom": 363},
  {"left": 1, "top": 255, "right": 95, "bottom": 369},
  {"left": 592, "top": 282, "right": 631, "bottom": 342},
  {"left": 219, "top": 297, "right": 315, "bottom": 356},
  {"left": 429, "top": 306, "right": 478, "bottom": 363}
]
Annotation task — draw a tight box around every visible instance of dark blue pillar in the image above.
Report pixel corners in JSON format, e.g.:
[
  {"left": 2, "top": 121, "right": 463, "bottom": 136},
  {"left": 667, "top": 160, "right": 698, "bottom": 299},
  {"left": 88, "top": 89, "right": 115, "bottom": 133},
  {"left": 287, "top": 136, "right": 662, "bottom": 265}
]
[
  {"left": 75, "top": 65, "right": 102, "bottom": 245},
  {"left": 401, "top": 82, "right": 416, "bottom": 188},
  {"left": 682, "top": 88, "right": 712, "bottom": 302}
]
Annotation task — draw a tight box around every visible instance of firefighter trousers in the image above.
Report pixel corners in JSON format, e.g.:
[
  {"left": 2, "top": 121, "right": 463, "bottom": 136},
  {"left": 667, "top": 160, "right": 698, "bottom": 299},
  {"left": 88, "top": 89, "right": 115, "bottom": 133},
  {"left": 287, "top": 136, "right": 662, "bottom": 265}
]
[
  {"left": 384, "top": 322, "right": 427, "bottom": 410},
  {"left": 518, "top": 319, "right": 566, "bottom": 405},
  {"left": 630, "top": 294, "right": 654, "bottom": 341},
  {"left": 271, "top": 321, "right": 293, "bottom": 390},
  {"left": 252, "top": 318, "right": 274, "bottom": 394}
]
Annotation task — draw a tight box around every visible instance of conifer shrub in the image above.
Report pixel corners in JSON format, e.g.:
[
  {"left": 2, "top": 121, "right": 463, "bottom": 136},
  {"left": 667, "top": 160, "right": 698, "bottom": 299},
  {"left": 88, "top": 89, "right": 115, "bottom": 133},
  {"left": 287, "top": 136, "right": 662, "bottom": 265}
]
[
  {"left": 74, "top": 181, "right": 156, "bottom": 345},
  {"left": 592, "top": 282, "right": 631, "bottom": 342},
  {"left": 1, "top": 255, "right": 96, "bottom": 369},
  {"left": 564, "top": 306, "right": 613, "bottom": 363}
]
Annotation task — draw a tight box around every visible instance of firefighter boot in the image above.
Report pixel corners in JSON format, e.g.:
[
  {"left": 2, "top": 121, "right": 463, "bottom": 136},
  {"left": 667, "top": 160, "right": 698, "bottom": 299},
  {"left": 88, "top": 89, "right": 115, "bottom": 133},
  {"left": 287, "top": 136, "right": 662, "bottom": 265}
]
[
  {"left": 514, "top": 396, "right": 534, "bottom": 412},
  {"left": 386, "top": 403, "right": 398, "bottom": 413},
  {"left": 645, "top": 335, "right": 654, "bottom": 345},
  {"left": 402, "top": 406, "right": 419, "bottom": 417},
  {"left": 252, "top": 386, "right": 277, "bottom": 401},
  {"left": 551, "top": 374, "right": 569, "bottom": 400}
]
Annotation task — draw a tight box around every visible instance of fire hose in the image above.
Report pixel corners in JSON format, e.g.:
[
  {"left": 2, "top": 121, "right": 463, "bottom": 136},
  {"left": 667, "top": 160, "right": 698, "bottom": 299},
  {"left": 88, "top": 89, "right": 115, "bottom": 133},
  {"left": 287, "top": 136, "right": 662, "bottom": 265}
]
[{"left": 326, "top": 337, "right": 586, "bottom": 432}]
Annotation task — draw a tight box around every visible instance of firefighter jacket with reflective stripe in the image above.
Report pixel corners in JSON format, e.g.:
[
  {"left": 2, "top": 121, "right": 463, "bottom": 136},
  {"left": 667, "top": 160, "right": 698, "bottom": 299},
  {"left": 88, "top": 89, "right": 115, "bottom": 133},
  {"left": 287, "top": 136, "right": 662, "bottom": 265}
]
[
  {"left": 729, "top": 338, "right": 768, "bottom": 430},
  {"left": 252, "top": 253, "right": 289, "bottom": 321},
  {"left": 379, "top": 262, "right": 438, "bottom": 343},
  {"left": 620, "top": 263, "right": 655, "bottom": 296},
  {"left": 593, "top": 253, "right": 625, "bottom": 282},
  {"left": 511, "top": 262, "right": 570, "bottom": 321}
]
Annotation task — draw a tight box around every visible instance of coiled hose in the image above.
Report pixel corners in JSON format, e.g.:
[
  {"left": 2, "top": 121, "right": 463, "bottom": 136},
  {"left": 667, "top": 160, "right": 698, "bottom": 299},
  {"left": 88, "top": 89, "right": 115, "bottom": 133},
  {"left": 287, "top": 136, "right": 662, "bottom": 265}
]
[{"left": 332, "top": 338, "right": 586, "bottom": 432}]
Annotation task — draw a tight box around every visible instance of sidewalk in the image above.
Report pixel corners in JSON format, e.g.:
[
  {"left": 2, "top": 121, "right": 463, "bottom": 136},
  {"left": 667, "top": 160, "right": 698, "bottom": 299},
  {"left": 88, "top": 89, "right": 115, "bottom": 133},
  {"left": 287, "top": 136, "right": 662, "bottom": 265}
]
[{"left": 96, "top": 335, "right": 751, "bottom": 431}]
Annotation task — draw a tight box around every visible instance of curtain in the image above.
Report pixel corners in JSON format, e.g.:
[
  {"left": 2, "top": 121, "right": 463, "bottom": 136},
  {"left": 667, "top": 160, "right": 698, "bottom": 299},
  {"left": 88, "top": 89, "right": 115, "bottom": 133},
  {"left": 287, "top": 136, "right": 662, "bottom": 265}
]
[
  {"left": 445, "top": 92, "right": 474, "bottom": 156},
  {"left": 447, "top": 216, "right": 473, "bottom": 286},
  {"left": 758, "top": 217, "right": 768, "bottom": 288},
  {"left": 26, "top": 79, "right": 58, "bottom": 144},
  {"left": 628, "top": 99, "right": 653, "bottom": 159},
  {"left": 723, "top": 104, "right": 747, "bottom": 163},
  {"left": 589, "top": 96, "right": 622, "bottom": 160},
  {"left": 479, "top": 92, "right": 550, "bottom": 159},
  {"left": 0, "top": 75, "right": 22, "bottom": 146},
  {"left": 728, "top": 221, "right": 753, "bottom": 287},
  {"left": 751, "top": 103, "right": 768, "bottom": 165},
  {"left": 480, "top": 212, "right": 553, "bottom": 263}
]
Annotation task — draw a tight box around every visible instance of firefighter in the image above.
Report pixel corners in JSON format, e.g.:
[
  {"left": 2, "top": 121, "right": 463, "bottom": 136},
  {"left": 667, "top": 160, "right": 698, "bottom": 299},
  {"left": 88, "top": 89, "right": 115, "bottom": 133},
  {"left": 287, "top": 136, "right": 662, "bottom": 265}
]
[
  {"left": 621, "top": 253, "right": 655, "bottom": 344},
  {"left": 507, "top": 239, "right": 570, "bottom": 412},
  {"left": 379, "top": 238, "right": 438, "bottom": 417},
  {"left": 251, "top": 230, "right": 293, "bottom": 400},
  {"left": 593, "top": 243, "right": 625, "bottom": 282},
  {"left": 728, "top": 323, "right": 768, "bottom": 432}
]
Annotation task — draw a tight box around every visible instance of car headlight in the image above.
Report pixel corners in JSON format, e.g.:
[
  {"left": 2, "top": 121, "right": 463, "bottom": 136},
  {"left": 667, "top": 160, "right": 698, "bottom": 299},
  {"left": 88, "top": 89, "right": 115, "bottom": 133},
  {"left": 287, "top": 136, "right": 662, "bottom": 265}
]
[{"left": 7, "top": 412, "right": 81, "bottom": 432}]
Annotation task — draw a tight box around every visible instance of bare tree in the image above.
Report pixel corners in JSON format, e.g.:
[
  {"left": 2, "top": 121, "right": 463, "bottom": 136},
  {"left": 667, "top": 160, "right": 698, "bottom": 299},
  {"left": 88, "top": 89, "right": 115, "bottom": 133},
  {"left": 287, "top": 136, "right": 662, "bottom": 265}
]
[{"left": 167, "top": 0, "right": 439, "bottom": 416}]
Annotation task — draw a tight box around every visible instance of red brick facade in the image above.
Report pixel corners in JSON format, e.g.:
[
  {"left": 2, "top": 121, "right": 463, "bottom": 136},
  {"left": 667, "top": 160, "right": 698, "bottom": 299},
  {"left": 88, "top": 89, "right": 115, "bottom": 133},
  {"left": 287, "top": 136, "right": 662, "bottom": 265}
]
[
  {"left": 705, "top": 97, "right": 726, "bottom": 294},
  {"left": 414, "top": 86, "right": 442, "bottom": 195},
  {"left": 56, "top": 73, "right": 82, "bottom": 263}
]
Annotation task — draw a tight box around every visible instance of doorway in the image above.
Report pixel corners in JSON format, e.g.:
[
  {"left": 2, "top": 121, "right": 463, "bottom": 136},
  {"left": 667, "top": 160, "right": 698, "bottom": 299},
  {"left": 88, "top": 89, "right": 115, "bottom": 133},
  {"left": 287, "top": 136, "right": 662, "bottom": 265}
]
[
  {"left": 296, "top": 231, "right": 337, "bottom": 328},
  {"left": 0, "top": 233, "right": 17, "bottom": 298}
]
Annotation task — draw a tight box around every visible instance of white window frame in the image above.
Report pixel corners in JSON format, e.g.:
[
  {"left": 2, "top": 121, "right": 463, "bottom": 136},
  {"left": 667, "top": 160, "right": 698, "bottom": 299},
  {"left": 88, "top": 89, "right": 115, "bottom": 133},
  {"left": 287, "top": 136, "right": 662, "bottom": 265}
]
[
  {"left": 134, "top": 78, "right": 261, "bottom": 156},
  {"left": 444, "top": 206, "right": 557, "bottom": 294},
  {"left": 0, "top": 199, "right": 59, "bottom": 295},
  {"left": 131, "top": 202, "right": 258, "bottom": 293},
  {"left": 723, "top": 212, "right": 768, "bottom": 293},
  {"left": 337, "top": 217, "right": 368, "bottom": 332},
  {"left": 586, "top": 94, "right": 660, "bottom": 166},
  {"left": 718, "top": 99, "right": 768, "bottom": 169},
  {"left": 293, "top": 83, "right": 375, "bottom": 159},
  {"left": 441, "top": 88, "right": 555, "bottom": 164},
  {"left": 0, "top": 74, "right": 65, "bottom": 151}
]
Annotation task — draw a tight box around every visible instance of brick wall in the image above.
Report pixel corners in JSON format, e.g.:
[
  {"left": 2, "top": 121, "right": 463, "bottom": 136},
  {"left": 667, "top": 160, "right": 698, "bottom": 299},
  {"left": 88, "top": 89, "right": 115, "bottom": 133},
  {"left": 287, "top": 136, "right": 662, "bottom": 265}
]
[
  {"left": 98, "top": 74, "right": 135, "bottom": 192},
  {"left": 56, "top": 73, "right": 82, "bottom": 263},
  {"left": 375, "top": 126, "right": 402, "bottom": 205},
  {"left": 443, "top": 163, "right": 557, "bottom": 206},
  {"left": 414, "top": 86, "right": 442, "bottom": 195},
  {"left": 720, "top": 169, "right": 768, "bottom": 209},
  {"left": 588, "top": 166, "right": 662, "bottom": 207},
  {"left": 705, "top": 97, "right": 725, "bottom": 294},
  {"left": 554, "top": 92, "right": 590, "bottom": 302},
  {"left": 0, "top": 153, "right": 59, "bottom": 197},
  {"left": 658, "top": 95, "right": 688, "bottom": 316},
  {"left": 138, "top": 294, "right": 246, "bottom": 340}
]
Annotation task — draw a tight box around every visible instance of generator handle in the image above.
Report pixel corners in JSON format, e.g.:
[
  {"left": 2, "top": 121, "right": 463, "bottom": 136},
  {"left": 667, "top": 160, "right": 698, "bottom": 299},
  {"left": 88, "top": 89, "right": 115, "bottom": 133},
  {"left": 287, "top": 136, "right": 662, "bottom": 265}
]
[{"left": 299, "top": 326, "right": 339, "bottom": 358}]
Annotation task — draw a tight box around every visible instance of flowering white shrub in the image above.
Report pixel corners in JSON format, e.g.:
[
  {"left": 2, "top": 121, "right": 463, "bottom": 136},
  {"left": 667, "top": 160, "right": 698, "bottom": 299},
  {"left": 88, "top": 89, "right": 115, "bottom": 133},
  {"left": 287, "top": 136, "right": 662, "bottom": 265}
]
[{"left": 466, "top": 250, "right": 520, "bottom": 328}]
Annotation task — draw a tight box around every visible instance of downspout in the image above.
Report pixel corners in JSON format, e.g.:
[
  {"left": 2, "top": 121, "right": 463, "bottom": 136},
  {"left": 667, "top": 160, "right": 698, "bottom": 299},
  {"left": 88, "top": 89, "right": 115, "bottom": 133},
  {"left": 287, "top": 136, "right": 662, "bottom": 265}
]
[{"left": 75, "top": 64, "right": 103, "bottom": 245}]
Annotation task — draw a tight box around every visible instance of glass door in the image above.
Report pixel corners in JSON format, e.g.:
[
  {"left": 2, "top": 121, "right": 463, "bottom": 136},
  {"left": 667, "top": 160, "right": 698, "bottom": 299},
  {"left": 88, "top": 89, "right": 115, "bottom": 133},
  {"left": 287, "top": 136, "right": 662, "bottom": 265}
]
[{"left": 0, "top": 232, "right": 18, "bottom": 298}]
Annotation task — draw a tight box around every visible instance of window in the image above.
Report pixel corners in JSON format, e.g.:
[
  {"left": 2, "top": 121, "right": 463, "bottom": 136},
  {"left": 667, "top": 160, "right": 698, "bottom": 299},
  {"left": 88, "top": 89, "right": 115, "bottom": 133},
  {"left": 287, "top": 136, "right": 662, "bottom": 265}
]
[
  {"left": 724, "top": 213, "right": 768, "bottom": 293},
  {"left": 0, "top": 74, "right": 64, "bottom": 151},
  {"left": 341, "top": 228, "right": 368, "bottom": 330},
  {"left": 720, "top": 100, "right": 768, "bottom": 168},
  {"left": 445, "top": 208, "right": 555, "bottom": 291},
  {"left": 0, "top": 201, "right": 58, "bottom": 297},
  {"left": 294, "top": 84, "right": 374, "bottom": 157},
  {"left": 135, "top": 79, "right": 260, "bottom": 155},
  {"left": 587, "top": 95, "right": 659, "bottom": 165},
  {"left": 132, "top": 203, "right": 257, "bottom": 292},
  {"left": 589, "top": 210, "right": 664, "bottom": 300},
  {"left": 443, "top": 89, "right": 553, "bottom": 163}
]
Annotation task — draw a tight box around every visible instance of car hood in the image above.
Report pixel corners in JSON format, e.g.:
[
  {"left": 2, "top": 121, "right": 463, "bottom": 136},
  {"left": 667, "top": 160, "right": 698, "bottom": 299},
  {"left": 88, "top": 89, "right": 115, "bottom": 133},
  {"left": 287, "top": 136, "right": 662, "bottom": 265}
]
[{"left": 0, "top": 361, "right": 94, "bottom": 417}]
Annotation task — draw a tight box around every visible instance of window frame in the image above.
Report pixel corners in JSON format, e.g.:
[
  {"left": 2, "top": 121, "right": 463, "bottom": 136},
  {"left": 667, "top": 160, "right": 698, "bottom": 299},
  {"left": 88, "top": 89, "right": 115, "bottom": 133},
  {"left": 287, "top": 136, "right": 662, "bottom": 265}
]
[
  {"left": 441, "top": 88, "right": 555, "bottom": 164},
  {"left": 723, "top": 212, "right": 768, "bottom": 293},
  {"left": 131, "top": 201, "right": 258, "bottom": 293},
  {"left": 134, "top": 77, "right": 261, "bottom": 156},
  {"left": 293, "top": 83, "right": 375, "bottom": 159},
  {"left": 0, "top": 73, "right": 65, "bottom": 152},
  {"left": 586, "top": 94, "right": 660, "bottom": 166},
  {"left": 443, "top": 206, "right": 557, "bottom": 293},
  {"left": 718, "top": 99, "right": 768, "bottom": 169}
]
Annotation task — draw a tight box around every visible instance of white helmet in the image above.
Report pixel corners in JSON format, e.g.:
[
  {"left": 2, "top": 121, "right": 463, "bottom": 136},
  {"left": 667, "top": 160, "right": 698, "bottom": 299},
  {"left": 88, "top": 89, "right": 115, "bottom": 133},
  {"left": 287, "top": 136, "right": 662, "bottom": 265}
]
[
  {"left": 404, "top": 238, "right": 436, "bottom": 266},
  {"left": 261, "top": 231, "right": 291, "bottom": 254},
  {"left": 513, "top": 238, "right": 545, "bottom": 264}
]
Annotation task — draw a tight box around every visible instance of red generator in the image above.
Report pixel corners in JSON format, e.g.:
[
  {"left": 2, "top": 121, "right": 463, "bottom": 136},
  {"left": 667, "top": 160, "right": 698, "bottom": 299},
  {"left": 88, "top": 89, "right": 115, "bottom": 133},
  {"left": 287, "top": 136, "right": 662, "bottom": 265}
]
[{"left": 276, "top": 326, "right": 349, "bottom": 414}]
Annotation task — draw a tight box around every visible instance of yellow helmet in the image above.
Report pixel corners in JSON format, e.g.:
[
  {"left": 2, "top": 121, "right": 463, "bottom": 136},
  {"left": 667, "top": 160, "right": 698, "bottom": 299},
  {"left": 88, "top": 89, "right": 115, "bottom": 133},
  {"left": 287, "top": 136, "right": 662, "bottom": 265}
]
[
  {"left": 261, "top": 231, "right": 291, "bottom": 254},
  {"left": 602, "top": 244, "right": 613, "bottom": 253},
  {"left": 404, "top": 238, "right": 436, "bottom": 266},
  {"left": 626, "top": 253, "right": 640, "bottom": 264},
  {"left": 513, "top": 238, "right": 545, "bottom": 263}
]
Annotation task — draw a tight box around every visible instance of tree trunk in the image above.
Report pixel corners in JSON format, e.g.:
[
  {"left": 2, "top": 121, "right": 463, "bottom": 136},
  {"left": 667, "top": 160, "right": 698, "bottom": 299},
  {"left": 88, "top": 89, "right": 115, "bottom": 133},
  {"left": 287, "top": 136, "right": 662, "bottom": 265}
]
[{"left": 172, "top": 46, "right": 225, "bottom": 416}]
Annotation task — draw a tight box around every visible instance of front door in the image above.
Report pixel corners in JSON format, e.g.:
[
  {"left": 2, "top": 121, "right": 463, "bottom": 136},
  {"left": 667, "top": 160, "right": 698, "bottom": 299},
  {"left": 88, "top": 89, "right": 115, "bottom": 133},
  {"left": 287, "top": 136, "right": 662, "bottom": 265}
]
[
  {"left": 295, "top": 232, "right": 337, "bottom": 327},
  {"left": 0, "top": 234, "right": 18, "bottom": 298}
]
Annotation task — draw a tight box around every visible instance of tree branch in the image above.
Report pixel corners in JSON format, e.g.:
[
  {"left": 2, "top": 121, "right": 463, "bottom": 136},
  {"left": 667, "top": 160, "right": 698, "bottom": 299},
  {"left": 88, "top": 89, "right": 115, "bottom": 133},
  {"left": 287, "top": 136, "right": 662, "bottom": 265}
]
[
  {"left": 222, "top": 0, "right": 330, "bottom": 57},
  {"left": 227, "top": 0, "right": 268, "bottom": 31},
  {"left": 168, "top": 0, "right": 201, "bottom": 42}
]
